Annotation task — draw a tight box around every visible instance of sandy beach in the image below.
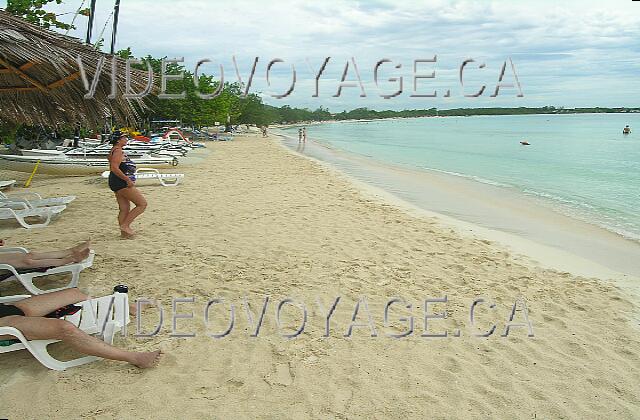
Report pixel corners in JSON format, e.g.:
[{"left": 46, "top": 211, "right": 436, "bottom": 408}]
[
  {"left": 0, "top": 133, "right": 639, "bottom": 419},
  {"left": 276, "top": 128, "right": 640, "bottom": 280}
]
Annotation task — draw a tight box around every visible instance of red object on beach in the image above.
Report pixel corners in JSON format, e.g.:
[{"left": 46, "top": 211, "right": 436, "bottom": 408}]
[
  {"left": 162, "top": 128, "right": 193, "bottom": 144},
  {"left": 134, "top": 135, "right": 151, "bottom": 142}
]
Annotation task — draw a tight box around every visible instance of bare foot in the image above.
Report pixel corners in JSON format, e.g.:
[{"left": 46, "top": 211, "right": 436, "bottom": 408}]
[
  {"left": 132, "top": 350, "right": 162, "bottom": 368},
  {"left": 72, "top": 239, "right": 91, "bottom": 253},
  {"left": 71, "top": 248, "right": 90, "bottom": 263},
  {"left": 120, "top": 230, "right": 135, "bottom": 240},
  {"left": 120, "top": 225, "right": 135, "bottom": 238}
]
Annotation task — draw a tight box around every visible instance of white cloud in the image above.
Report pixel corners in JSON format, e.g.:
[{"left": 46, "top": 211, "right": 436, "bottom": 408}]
[{"left": 3, "top": 0, "right": 640, "bottom": 110}]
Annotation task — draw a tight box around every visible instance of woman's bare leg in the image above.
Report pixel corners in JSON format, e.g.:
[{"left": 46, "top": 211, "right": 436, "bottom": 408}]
[
  {"left": 0, "top": 249, "right": 89, "bottom": 269},
  {"left": 115, "top": 191, "right": 131, "bottom": 236},
  {"left": 14, "top": 288, "right": 138, "bottom": 328},
  {"left": 0, "top": 253, "right": 30, "bottom": 267},
  {"left": 12, "top": 288, "right": 88, "bottom": 317},
  {"left": 24, "top": 248, "right": 90, "bottom": 268},
  {"left": 119, "top": 187, "right": 147, "bottom": 235},
  {"left": 0, "top": 316, "right": 161, "bottom": 368},
  {"left": 4, "top": 289, "right": 161, "bottom": 368},
  {"left": 28, "top": 241, "right": 91, "bottom": 260}
]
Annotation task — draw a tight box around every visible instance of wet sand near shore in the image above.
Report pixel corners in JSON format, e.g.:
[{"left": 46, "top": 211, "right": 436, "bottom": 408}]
[
  {"left": 277, "top": 131, "right": 640, "bottom": 280},
  {"left": 0, "top": 134, "right": 638, "bottom": 419}
]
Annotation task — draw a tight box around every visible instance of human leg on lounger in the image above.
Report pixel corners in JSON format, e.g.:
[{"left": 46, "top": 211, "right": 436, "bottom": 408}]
[
  {"left": 0, "top": 289, "right": 161, "bottom": 368},
  {"left": 0, "top": 241, "right": 91, "bottom": 269}
]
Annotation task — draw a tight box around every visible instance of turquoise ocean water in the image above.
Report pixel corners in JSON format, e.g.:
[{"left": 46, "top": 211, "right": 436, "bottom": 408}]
[{"left": 282, "top": 114, "right": 640, "bottom": 242}]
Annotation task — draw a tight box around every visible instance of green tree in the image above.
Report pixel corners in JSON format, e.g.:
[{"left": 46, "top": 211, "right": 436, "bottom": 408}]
[{"left": 6, "top": 0, "right": 73, "bottom": 30}]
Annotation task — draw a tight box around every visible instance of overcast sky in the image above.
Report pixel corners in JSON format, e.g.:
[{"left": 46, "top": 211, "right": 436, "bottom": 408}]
[{"left": 3, "top": 0, "right": 640, "bottom": 111}]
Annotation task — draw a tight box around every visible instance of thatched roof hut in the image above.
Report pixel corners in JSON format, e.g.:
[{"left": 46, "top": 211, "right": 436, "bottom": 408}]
[{"left": 0, "top": 10, "right": 151, "bottom": 128}]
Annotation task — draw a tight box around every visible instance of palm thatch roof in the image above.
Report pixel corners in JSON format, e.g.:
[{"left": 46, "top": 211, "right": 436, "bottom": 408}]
[{"left": 0, "top": 10, "right": 151, "bottom": 128}]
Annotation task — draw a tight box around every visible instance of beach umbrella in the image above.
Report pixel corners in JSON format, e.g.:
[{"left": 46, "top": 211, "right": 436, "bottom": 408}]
[{"left": 0, "top": 10, "right": 151, "bottom": 128}]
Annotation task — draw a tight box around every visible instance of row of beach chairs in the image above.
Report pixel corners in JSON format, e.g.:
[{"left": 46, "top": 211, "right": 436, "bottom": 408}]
[
  {"left": 0, "top": 169, "right": 182, "bottom": 369},
  {"left": 0, "top": 168, "right": 184, "bottom": 229},
  {"left": 0, "top": 246, "right": 126, "bottom": 370}
]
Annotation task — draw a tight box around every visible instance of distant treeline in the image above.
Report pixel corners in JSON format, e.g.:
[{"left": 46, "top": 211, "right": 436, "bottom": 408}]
[
  {"left": 4, "top": 44, "right": 640, "bottom": 145},
  {"left": 117, "top": 49, "right": 640, "bottom": 127},
  {"left": 268, "top": 106, "right": 640, "bottom": 124}
]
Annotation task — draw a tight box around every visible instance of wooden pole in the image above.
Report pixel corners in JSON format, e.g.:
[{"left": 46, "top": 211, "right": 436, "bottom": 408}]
[
  {"left": 0, "top": 57, "right": 48, "bottom": 92},
  {"left": 110, "top": 0, "right": 122, "bottom": 55},
  {"left": 86, "top": 0, "right": 98, "bottom": 44}
]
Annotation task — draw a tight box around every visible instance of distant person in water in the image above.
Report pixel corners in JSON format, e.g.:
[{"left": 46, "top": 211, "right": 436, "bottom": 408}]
[
  {"left": 623, "top": 125, "right": 631, "bottom": 134},
  {"left": 298, "top": 128, "right": 303, "bottom": 143},
  {"left": 302, "top": 127, "right": 307, "bottom": 142},
  {"left": 0, "top": 239, "right": 91, "bottom": 269},
  {"left": 108, "top": 133, "right": 147, "bottom": 238}
]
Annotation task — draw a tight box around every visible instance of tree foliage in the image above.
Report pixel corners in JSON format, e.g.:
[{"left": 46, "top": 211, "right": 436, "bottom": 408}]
[{"left": 6, "top": 0, "right": 73, "bottom": 30}]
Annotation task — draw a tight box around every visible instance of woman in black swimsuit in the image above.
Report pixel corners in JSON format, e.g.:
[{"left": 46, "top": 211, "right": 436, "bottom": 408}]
[
  {"left": 108, "top": 134, "right": 147, "bottom": 238},
  {"left": 0, "top": 288, "right": 161, "bottom": 368}
]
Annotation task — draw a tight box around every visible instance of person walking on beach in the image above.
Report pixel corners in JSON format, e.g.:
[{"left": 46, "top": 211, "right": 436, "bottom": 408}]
[
  {"left": 302, "top": 127, "right": 307, "bottom": 142},
  {"left": 108, "top": 133, "right": 147, "bottom": 238},
  {"left": 298, "top": 128, "right": 303, "bottom": 143}
]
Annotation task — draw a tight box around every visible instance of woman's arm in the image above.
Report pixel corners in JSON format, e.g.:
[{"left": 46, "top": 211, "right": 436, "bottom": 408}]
[{"left": 109, "top": 149, "right": 132, "bottom": 184}]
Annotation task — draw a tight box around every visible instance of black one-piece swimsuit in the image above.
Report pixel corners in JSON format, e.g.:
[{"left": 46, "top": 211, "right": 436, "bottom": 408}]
[
  {"left": 108, "top": 152, "right": 137, "bottom": 192},
  {"left": 0, "top": 304, "right": 24, "bottom": 318}
]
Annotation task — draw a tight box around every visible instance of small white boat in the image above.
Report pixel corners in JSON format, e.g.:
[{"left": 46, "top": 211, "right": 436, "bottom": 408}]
[
  {"left": 23, "top": 143, "right": 184, "bottom": 160},
  {"left": 0, "top": 154, "right": 178, "bottom": 176},
  {"left": 21, "top": 149, "right": 66, "bottom": 158},
  {"left": 23, "top": 147, "right": 148, "bottom": 159}
]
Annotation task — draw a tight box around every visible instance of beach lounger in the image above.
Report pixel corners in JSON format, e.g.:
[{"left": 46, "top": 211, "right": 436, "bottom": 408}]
[
  {"left": 0, "top": 292, "right": 130, "bottom": 370},
  {"left": 135, "top": 168, "right": 184, "bottom": 186},
  {"left": 0, "top": 247, "right": 95, "bottom": 294},
  {"left": 0, "top": 205, "right": 66, "bottom": 228},
  {"left": 0, "top": 180, "right": 15, "bottom": 189},
  {"left": 0, "top": 190, "right": 76, "bottom": 208},
  {"left": 101, "top": 168, "right": 184, "bottom": 187}
]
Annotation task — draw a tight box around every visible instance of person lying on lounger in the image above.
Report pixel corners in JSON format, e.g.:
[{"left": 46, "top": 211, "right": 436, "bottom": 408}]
[
  {"left": 0, "top": 288, "right": 162, "bottom": 368},
  {"left": 0, "top": 240, "right": 91, "bottom": 269}
]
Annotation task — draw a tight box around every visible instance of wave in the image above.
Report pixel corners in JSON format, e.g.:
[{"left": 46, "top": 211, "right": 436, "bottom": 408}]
[
  {"left": 521, "top": 189, "right": 640, "bottom": 243},
  {"left": 418, "top": 166, "right": 512, "bottom": 188},
  {"left": 278, "top": 126, "right": 640, "bottom": 244}
]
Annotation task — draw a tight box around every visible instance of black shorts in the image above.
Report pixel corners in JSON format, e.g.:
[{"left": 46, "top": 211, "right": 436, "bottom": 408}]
[
  {"left": 108, "top": 172, "right": 128, "bottom": 193},
  {"left": 0, "top": 304, "right": 24, "bottom": 318}
]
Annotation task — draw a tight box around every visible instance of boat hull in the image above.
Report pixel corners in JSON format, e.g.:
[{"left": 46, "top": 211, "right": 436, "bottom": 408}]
[
  {"left": 0, "top": 155, "right": 178, "bottom": 176},
  {"left": 21, "top": 149, "right": 65, "bottom": 157}
]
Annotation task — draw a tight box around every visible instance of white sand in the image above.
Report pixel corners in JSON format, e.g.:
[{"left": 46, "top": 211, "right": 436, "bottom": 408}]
[
  {"left": 276, "top": 131, "right": 640, "bottom": 280},
  {"left": 0, "top": 134, "right": 638, "bottom": 419}
]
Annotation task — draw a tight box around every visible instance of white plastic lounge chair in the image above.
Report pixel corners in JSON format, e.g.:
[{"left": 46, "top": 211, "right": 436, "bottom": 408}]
[
  {"left": 0, "top": 180, "right": 15, "bottom": 189},
  {"left": 101, "top": 168, "right": 184, "bottom": 187},
  {"left": 135, "top": 168, "right": 184, "bottom": 186},
  {"left": 0, "top": 205, "right": 65, "bottom": 228},
  {"left": 0, "top": 247, "right": 95, "bottom": 294},
  {"left": 0, "top": 292, "right": 130, "bottom": 370},
  {"left": 0, "top": 190, "right": 76, "bottom": 208}
]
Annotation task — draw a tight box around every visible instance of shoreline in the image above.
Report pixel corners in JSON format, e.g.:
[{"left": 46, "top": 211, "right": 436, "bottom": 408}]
[
  {"left": 1, "top": 133, "right": 639, "bottom": 418},
  {"left": 274, "top": 130, "right": 640, "bottom": 284}
]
